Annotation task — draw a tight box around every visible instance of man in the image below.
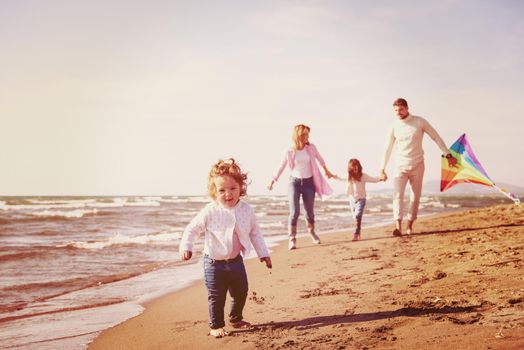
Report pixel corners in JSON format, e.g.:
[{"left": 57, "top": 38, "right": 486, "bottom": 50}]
[{"left": 380, "top": 98, "right": 456, "bottom": 236}]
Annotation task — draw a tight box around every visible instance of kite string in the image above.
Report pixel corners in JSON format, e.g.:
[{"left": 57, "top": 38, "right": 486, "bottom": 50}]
[{"left": 493, "top": 185, "right": 523, "bottom": 211}]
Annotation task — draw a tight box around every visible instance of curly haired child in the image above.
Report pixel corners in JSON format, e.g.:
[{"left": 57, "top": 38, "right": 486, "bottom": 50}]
[{"left": 179, "top": 158, "right": 272, "bottom": 338}]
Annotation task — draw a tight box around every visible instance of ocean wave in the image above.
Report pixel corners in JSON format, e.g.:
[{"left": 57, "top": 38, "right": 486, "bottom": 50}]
[
  {"left": 2, "top": 197, "right": 163, "bottom": 211},
  {"left": 258, "top": 222, "right": 285, "bottom": 229},
  {"left": 446, "top": 203, "right": 461, "bottom": 208},
  {"left": 326, "top": 204, "right": 349, "bottom": 210},
  {"left": 124, "top": 200, "right": 160, "bottom": 207},
  {"left": 420, "top": 201, "right": 445, "bottom": 208},
  {"left": 157, "top": 198, "right": 190, "bottom": 203},
  {"left": 2, "top": 202, "right": 89, "bottom": 211},
  {"left": 28, "top": 209, "right": 99, "bottom": 219},
  {"left": 324, "top": 212, "right": 351, "bottom": 218},
  {"left": 60, "top": 231, "right": 181, "bottom": 250}
]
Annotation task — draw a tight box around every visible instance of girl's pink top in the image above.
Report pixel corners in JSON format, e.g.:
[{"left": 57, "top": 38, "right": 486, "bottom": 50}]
[{"left": 273, "top": 143, "right": 333, "bottom": 198}]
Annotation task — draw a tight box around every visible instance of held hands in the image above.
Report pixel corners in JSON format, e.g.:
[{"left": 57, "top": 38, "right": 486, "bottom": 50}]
[
  {"left": 181, "top": 250, "right": 192, "bottom": 260},
  {"left": 324, "top": 169, "right": 335, "bottom": 179},
  {"left": 260, "top": 256, "right": 272, "bottom": 269},
  {"left": 379, "top": 170, "right": 388, "bottom": 182}
]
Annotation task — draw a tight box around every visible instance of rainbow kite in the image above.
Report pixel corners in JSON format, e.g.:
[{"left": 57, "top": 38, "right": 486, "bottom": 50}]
[{"left": 441, "top": 133, "right": 521, "bottom": 205}]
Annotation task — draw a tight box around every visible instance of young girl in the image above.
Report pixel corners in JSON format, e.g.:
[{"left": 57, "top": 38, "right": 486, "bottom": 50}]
[
  {"left": 179, "top": 158, "right": 272, "bottom": 338},
  {"left": 336, "top": 158, "right": 385, "bottom": 241}
]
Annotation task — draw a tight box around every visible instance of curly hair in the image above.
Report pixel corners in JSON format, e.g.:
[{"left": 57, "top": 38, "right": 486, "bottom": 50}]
[
  {"left": 347, "top": 158, "right": 363, "bottom": 182},
  {"left": 207, "top": 158, "right": 248, "bottom": 200}
]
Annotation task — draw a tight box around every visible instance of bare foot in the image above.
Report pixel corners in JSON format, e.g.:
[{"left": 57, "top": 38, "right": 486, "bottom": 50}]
[
  {"left": 230, "top": 320, "right": 252, "bottom": 329},
  {"left": 407, "top": 221, "right": 414, "bottom": 235},
  {"left": 209, "top": 328, "right": 229, "bottom": 338}
]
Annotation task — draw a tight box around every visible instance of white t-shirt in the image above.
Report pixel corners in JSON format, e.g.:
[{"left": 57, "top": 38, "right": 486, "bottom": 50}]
[
  {"left": 346, "top": 173, "right": 381, "bottom": 200},
  {"left": 291, "top": 149, "right": 313, "bottom": 179}
]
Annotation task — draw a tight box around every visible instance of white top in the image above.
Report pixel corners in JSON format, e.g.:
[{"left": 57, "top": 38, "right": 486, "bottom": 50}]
[
  {"left": 381, "top": 114, "right": 449, "bottom": 170},
  {"left": 179, "top": 200, "right": 270, "bottom": 260},
  {"left": 338, "top": 173, "right": 380, "bottom": 200},
  {"left": 291, "top": 149, "right": 313, "bottom": 179}
]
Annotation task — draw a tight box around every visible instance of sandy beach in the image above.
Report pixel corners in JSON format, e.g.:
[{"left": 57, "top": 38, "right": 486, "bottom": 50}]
[{"left": 88, "top": 204, "right": 524, "bottom": 350}]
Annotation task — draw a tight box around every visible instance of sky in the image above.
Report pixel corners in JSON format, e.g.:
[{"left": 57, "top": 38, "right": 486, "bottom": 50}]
[{"left": 1, "top": 0, "right": 523, "bottom": 196}]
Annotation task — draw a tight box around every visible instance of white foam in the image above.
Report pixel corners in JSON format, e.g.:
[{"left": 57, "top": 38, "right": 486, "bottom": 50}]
[
  {"left": 5, "top": 197, "right": 165, "bottom": 212},
  {"left": 326, "top": 204, "right": 349, "bottom": 209},
  {"left": 27, "top": 198, "right": 97, "bottom": 205},
  {"left": 62, "top": 231, "right": 181, "bottom": 250},
  {"left": 124, "top": 200, "right": 160, "bottom": 207},
  {"left": 157, "top": 198, "right": 189, "bottom": 203},
  {"left": 29, "top": 209, "right": 99, "bottom": 218},
  {"left": 420, "top": 201, "right": 445, "bottom": 208},
  {"left": 259, "top": 222, "right": 285, "bottom": 229},
  {"left": 327, "top": 212, "right": 351, "bottom": 218},
  {"left": 7, "top": 202, "right": 91, "bottom": 211}
]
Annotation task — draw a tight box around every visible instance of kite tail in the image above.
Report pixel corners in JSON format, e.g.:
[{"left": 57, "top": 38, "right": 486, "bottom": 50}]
[{"left": 493, "top": 185, "right": 522, "bottom": 207}]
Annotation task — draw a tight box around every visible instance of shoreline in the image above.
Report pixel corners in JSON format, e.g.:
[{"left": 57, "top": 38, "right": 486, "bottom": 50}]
[{"left": 88, "top": 203, "right": 524, "bottom": 350}]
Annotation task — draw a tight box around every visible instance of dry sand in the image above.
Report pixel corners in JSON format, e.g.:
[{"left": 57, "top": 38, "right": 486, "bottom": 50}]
[{"left": 89, "top": 204, "right": 524, "bottom": 350}]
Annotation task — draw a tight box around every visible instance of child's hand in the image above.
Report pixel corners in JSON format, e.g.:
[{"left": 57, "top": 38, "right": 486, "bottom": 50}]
[
  {"left": 260, "top": 256, "right": 272, "bottom": 269},
  {"left": 181, "top": 250, "right": 192, "bottom": 260},
  {"left": 267, "top": 180, "right": 274, "bottom": 191}
]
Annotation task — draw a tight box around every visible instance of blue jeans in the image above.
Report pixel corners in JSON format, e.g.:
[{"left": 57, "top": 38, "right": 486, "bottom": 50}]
[
  {"left": 351, "top": 198, "right": 367, "bottom": 220},
  {"left": 288, "top": 176, "right": 315, "bottom": 227},
  {"left": 203, "top": 254, "right": 248, "bottom": 329}
]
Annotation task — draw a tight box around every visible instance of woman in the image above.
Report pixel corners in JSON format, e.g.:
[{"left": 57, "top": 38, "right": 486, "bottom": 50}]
[{"left": 268, "top": 124, "right": 334, "bottom": 250}]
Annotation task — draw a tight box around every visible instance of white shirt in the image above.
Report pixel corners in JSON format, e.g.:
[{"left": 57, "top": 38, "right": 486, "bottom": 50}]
[
  {"left": 179, "top": 200, "right": 270, "bottom": 260},
  {"left": 381, "top": 115, "right": 449, "bottom": 170},
  {"left": 345, "top": 173, "right": 381, "bottom": 200},
  {"left": 291, "top": 149, "right": 313, "bottom": 179}
]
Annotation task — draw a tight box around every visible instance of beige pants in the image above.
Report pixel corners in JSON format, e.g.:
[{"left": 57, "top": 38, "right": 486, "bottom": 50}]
[{"left": 393, "top": 161, "right": 425, "bottom": 221}]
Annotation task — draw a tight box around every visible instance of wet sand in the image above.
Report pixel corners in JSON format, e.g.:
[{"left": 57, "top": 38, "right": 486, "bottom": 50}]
[{"left": 89, "top": 204, "right": 524, "bottom": 350}]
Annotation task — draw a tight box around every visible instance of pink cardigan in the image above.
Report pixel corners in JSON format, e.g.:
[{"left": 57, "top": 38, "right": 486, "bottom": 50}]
[{"left": 273, "top": 144, "right": 333, "bottom": 198}]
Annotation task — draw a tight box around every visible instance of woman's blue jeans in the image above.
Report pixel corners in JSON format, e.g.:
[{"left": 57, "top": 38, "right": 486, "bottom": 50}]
[
  {"left": 288, "top": 176, "right": 315, "bottom": 227},
  {"left": 203, "top": 254, "right": 248, "bottom": 329}
]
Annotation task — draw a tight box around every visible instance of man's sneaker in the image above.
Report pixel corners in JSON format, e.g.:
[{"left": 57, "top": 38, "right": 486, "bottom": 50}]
[{"left": 393, "top": 228, "right": 402, "bottom": 237}]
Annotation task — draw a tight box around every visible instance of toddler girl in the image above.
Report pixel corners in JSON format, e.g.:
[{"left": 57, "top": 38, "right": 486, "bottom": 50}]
[{"left": 179, "top": 158, "right": 272, "bottom": 338}]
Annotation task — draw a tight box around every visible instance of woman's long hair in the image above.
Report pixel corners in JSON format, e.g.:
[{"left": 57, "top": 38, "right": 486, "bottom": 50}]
[
  {"left": 292, "top": 124, "right": 310, "bottom": 150},
  {"left": 347, "top": 158, "right": 363, "bottom": 182}
]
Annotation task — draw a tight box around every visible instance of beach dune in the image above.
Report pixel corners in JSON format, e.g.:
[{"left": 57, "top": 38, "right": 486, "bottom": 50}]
[{"left": 89, "top": 204, "right": 524, "bottom": 350}]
